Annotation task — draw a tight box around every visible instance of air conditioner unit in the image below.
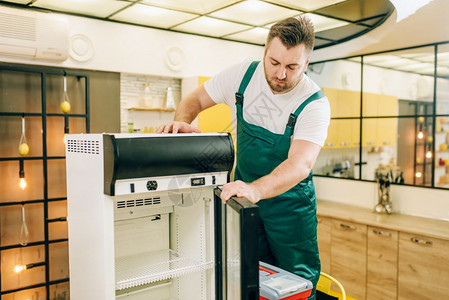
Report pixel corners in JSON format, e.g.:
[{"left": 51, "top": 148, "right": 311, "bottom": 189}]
[{"left": 0, "top": 6, "right": 69, "bottom": 62}]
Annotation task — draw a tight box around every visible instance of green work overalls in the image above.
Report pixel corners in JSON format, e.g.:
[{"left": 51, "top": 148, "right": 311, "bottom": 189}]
[{"left": 234, "top": 61, "right": 323, "bottom": 300}]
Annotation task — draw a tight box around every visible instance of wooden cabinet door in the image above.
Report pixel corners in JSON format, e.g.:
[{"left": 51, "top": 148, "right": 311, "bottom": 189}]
[
  {"left": 317, "top": 216, "right": 332, "bottom": 273},
  {"left": 398, "top": 232, "right": 449, "bottom": 300},
  {"left": 367, "top": 226, "right": 398, "bottom": 300},
  {"left": 337, "top": 90, "right": 360, "bottom": 118},
  {"left": 324, "top": 119, "right": 339, "bottom": 149},
  {"left": 331, "top": 219, "right": 367, "bottom": 300},
  {"left": 323, "top": 88, "right": 339, "bottom": 119}
]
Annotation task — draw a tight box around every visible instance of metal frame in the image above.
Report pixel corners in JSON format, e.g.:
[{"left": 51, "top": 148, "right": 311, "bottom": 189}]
[
  {"left": 310, "top": 40, "right": 449, "bottom": 190},
  {"left": 214, "top": 187, "right": 259, "bottom": 300},
  {"left": 0, "top": 63, "right": 90, "bottom": 299},
  {"left": 0, "top": 0, "right": 393, "bottom": 48}
]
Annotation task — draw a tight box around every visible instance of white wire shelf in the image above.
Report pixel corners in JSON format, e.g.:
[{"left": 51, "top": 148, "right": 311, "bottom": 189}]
[{"left": 115, "top": 249, "right": 213, "bottom": 290}]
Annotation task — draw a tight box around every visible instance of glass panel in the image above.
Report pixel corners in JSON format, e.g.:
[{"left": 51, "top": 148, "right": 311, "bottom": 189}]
[
  {"left": 47, "top": 159, "right": 67, "bottom": 199},
  {"left": 0, "top": 116, "right": 43, "bottom": 158},
  {"left": 435, "top": 116, "right": 449, "bottom": 188},
  {"left": 361, "top": 118, "right": 399, "bottom": 181},
  {"left": 48, "top": 200, "right": 68, "bottom": 242},
  {"left": 49, "top": 282, "right": 70, "bottom": 300},
  {"left": 1, "top": 245, "right": 46, "bottom": 291},
  {"left": 0, "top": 69, "right": 42, "bottom": 113},
  {"left": 226, "top": 203, "right": 241, "bottom": 299},
  {"left": 363, "top": 46, "right": 435, "bottom": 117},
  {"left": 315, "top": 119, "right": 360, "bottom": 179},
  {"left": 396, "top": 116, "right": 434, "bottom": 187},
  {"left": 1, "top": 287, "right": 46, "bottom": 300},
  {"left": 46, "top": 74, "right": 86, "bottom": 115},
  {"left": 0, "top": 203, "right": 44, "bottom": 247},
  {"left": 49, "top": 242, "right": 69, "bottom": 281},
  {"left": 0, "top": 160, "right": 44, "bottom": 203},
  {"left": 436, "top": 43, "right": 449, "bottom": 115}
]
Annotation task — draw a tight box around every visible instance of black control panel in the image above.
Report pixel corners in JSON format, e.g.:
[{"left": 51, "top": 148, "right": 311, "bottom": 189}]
[{"left": 146, "top": 180, "right": 158, "bottom": 191}]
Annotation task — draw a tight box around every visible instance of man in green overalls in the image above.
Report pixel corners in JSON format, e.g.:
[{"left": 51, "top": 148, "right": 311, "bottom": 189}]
[{"left": 158, "top": 16, "right": 330, "bottom": 300}]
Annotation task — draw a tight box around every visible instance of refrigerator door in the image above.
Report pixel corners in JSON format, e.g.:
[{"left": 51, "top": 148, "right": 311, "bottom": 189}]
[{"left": 214, "top": 187, "right": 259, "bottom": 300}]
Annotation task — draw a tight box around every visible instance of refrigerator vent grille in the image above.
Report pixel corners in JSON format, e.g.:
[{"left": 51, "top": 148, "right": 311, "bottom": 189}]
[
  {"left": 67, "top": 139, "right": 100, "bottom": 155},
  {"left": 117, "top": 197, "right": 161, "bottom": 209}
]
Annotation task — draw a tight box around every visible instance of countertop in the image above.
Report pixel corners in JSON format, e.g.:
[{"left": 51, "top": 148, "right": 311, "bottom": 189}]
[{"left": 317, "top": 200, "right": 449, "bottom": 241}]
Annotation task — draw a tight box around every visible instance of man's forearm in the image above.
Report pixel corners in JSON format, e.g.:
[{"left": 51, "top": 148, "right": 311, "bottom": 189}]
[
  {"left": 250, "top": 157, "right": 312, "bottom": 200},
  {"left": 174, "top": 95, "right": 202, "bottom": 123}
]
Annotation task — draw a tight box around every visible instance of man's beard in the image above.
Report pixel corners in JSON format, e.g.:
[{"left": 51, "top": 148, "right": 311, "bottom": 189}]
[{"left": 264, "top": 64, "right": 302, "bottom": 94}]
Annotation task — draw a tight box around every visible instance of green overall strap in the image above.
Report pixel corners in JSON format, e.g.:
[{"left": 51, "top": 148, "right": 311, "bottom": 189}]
[
  {"left": 286, "top": 89, "right": 325, "bottom": 136},
  {"left": 235, "top": 61, "right": 260, "bottom": 106}
]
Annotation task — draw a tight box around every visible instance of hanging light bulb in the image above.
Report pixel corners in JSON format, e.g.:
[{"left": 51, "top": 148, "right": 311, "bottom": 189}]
[
  {"left": 13, "top": 264, "right": 26, "bottom": 273},
  {"left": 18, "top": 114, "right": 29, "bottom": 156},
  {"left": 19, "top": 160, "right": 27, "bottom": 190},
  {"left": 13, "top": 262, "right": 45, "bottom": 273},
  {"left": 415, "top": 172, "right": 422, "bottom": 178},
  {"left": 426, "top": 151, "right": 432, "bottom": 158},
  {"left": 63, "top": 116, "right": 70, "bottom": 145},
  {"left": 61, "top": 73, "right": 71, "bottom": 113},
  {"left": 417, "top": 131, "right": 424, "bottom": 139}
]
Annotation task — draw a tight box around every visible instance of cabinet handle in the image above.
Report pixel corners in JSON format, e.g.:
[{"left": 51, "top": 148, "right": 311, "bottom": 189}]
[
  {"left": 410, "top": 237, "right": 433, "bottom": 246},
  {"left": 340, "top": 223, "right": 356, "bottom": 230},
  {"left": 326, "top": 142, "right": 335, "bottom": 147},
  {"left": 373, "top": 229, "right": 392, "bottom": 237},
  {"left": 367, "top": 141, "right": 375, "bottom": 145},
  {"left": 383, "top": 141, "right": 391, "bottom": 145}
]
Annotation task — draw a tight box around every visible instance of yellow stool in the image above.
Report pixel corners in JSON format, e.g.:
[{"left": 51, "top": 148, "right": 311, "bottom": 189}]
[{"left": 316, "top": 272, "right": 346, "bottom": 300}]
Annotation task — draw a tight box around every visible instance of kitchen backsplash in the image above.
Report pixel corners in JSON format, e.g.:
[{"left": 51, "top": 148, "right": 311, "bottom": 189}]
[{"left": 120, "top": 73, "right": 181, "bottom": 133}]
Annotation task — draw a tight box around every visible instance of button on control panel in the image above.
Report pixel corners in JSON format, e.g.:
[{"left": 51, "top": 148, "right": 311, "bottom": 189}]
[{"left": 146, "top": 180, "right": 158, "bottom": 191}]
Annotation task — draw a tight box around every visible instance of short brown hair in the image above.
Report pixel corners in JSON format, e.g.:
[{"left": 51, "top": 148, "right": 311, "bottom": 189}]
[{"left": 266, "top": 16, "right": 315, "bottom": 53}]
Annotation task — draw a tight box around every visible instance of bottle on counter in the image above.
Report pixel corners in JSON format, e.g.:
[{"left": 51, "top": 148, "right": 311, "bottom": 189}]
[{"left": 165, "top": 87, "right": 176, "bottom": 109}]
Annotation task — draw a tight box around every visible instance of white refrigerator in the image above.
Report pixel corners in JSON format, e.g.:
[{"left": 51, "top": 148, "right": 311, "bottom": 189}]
[{"left": 65, "top": 133, "right": 259, "bottom": 300}]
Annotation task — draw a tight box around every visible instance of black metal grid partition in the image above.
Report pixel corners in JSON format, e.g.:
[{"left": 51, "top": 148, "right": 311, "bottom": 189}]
[
  {"left": 309, "top": 41, "right": 449, "bottom": 190},
  {"left": 0, "top": 64, "right": 90, "bottom": 299}
]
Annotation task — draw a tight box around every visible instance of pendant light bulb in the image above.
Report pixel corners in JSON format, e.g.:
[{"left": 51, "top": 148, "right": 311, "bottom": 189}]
[
  {"left": 61, "top": 74, "right": 71, "bottom": 113},
  {"left": 426, "top": 151, "right": 432, "bottom": 158},
  {"left": 417, "top": 131, "right": 424, "bottom": 139},
  {"left": 19, "top": 178, "right": 27, "bottom": 190},
  {"left": 13, "top": 264, "right": 26, "bottom": 273},
  {"left": 415, "top": 172, "right": 422, "bottom": 178},
  {"left": 19, "top": 160, "right": 27, "bottom": 190}
]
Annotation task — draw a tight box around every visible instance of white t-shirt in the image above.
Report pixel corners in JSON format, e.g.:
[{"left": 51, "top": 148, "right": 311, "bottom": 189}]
[{"left": 204, "top": 59, "right": 330, "bottom": 147}]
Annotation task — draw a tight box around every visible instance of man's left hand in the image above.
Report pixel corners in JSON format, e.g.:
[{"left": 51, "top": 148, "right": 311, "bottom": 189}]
[{"left": 220, "top": 180, "right": 261, "bottom": 204}]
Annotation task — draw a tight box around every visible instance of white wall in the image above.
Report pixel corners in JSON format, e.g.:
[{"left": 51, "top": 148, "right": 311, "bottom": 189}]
[{"left": 0, "top": 12, "right": 264, "bottom": 78}]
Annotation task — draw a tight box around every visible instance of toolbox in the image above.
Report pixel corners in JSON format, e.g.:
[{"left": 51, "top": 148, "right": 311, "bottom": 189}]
[{"left": 259, "top": 262, "right": 313, "bottom": 300}]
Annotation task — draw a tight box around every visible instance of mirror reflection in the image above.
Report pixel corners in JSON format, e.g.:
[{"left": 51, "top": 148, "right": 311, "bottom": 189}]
[{"left": 310, "top": 43, "right": 449, "bottom": 189}]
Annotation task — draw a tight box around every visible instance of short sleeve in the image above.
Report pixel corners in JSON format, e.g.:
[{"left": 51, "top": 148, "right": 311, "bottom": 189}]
[
  {"left": 293, "top": 97, "right": 330, "bottom": 147},
  {"left": 203, "top": 60, "right": 252, "bottom": 107}
]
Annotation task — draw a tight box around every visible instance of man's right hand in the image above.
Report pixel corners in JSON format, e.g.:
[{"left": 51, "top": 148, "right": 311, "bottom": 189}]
[{"left": 156, "top": 121, "right": 201, "bottom": 134}]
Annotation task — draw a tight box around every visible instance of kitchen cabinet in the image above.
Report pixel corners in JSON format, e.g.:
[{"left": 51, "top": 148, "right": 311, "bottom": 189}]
[
  {"left": 398, "top": 232, "right": 449, "bottom": 300},
  {"left": 367, "top": 226, "right": 398, "bottom": 300},
  {"left": 317, "top": 200, "right": 449, "bottom": 300},
  {"left": 330, "top": 219, "right": 367, "bottom": 300},
  {"left": 362, "top": 92, "right": 398, "bottom": 147},
  {"left": 317, "top": 216, "right": 332, "bottom": 273},
  {"left": 322, "top": 88, "right": 361, "bottom": 149}
]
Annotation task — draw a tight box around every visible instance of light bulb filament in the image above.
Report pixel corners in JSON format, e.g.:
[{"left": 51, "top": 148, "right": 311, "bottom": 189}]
[
  {"left": 13, "top": 264, "right": 26, "bottom": 273},
  {"left": 19, "top": 178, "right": 27, "bottom": 190}
]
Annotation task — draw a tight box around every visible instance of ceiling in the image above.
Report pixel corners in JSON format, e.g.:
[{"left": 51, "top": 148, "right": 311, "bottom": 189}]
[{"left": 0, "top": 0, "right": 394, "bottom": 48}]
